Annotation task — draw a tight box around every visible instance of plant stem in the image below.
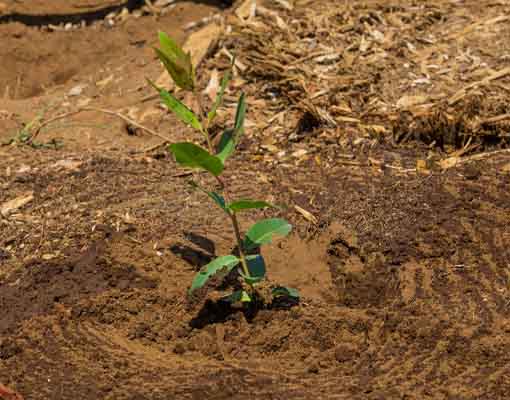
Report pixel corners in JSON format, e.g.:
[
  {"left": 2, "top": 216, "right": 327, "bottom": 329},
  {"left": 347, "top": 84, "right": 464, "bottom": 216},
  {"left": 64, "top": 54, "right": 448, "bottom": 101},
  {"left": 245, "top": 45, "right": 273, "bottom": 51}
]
[
  {"left": 194, "top": 88, "right": 250, "bottom": 279},
  {"left": 193, "top": 89, "right": 213, "bottom": 153},
  {"left": 204, "top": 129, "right": 213, "bottom": 154},
  {"left": 230, "top": 212, "right": 250, "bottom": 278},
  {"left": 213, "top": 175, "right": 224, "bottom": 190}
]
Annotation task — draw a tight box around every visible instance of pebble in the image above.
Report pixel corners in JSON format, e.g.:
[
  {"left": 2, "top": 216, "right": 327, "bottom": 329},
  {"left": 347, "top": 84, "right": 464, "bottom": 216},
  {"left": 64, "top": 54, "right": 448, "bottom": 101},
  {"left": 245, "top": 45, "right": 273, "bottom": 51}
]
[
  {"left": 52, "top": 159, "right": 83, "bottom": 171},
  {"left": 307, "top": 363, "right": 319, "bottom": 374},
  {"left": 334, "top": 344, "right": 359, "bottom": 363},
  {"left": 291, "top": 149, "right": 308, "bottom": 158},
  {"left": 68, "top": 84, "right": 86, "bottom": 97},
  {"left": 173, "top": 342, "right": 186, "bottom": 355}
]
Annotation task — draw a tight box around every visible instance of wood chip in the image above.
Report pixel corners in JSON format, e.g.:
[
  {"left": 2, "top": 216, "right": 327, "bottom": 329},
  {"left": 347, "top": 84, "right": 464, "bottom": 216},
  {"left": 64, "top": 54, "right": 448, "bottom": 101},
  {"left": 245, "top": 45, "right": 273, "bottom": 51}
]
[
  {"left": 294, "top": 205, "right": 318, "bottom": 224},
  {"left": 273, "top": 0, "right": 293, "bottom": 10},
  {"left": 220, "top": 48, "right": 248, "bottom": 72},
  {"left": 449, "top": 67, "right": 510, "bottom": 105},
  {"left": 336, "top": 116, "right": 360, "bottom": 123},
  {"left": 236, "top": 0, "right": 256, "bottom": 21},
  {"left": 396, "top": 95, "right": 428, "bottom": 109},
  {"left": 1, "top": 192, "right": 34, "bottom": 217},
  {"left": 203, "top": 69, "right": 219, "bottom": 101}
]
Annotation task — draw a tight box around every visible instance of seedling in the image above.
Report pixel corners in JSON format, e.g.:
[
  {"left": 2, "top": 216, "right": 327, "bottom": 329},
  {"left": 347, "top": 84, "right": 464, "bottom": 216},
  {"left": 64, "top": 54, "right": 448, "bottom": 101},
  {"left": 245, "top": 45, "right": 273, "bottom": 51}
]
[
  {"left": 3, "top": 106, "right": 63, "bottom": 149},
  {"left": 150, "top": 32, "right": 299, "bottom": 306}
]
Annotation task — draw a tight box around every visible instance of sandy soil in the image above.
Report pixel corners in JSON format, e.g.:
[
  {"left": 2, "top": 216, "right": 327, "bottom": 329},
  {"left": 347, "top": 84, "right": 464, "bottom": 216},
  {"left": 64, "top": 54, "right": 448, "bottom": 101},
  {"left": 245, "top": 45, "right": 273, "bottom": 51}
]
[{"left": 1, "top": 1, "right": 510, "bottom": 399}]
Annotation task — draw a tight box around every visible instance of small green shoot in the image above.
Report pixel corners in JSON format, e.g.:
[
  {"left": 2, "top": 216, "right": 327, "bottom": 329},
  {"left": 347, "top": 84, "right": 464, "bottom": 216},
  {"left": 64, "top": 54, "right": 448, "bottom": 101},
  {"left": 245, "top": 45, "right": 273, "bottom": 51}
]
[
  {"left": 151, "top": 33, "right": 299, "bottom": 307},
  {"left": 2, "top": 111, "right": 63, "bottom": 150}
]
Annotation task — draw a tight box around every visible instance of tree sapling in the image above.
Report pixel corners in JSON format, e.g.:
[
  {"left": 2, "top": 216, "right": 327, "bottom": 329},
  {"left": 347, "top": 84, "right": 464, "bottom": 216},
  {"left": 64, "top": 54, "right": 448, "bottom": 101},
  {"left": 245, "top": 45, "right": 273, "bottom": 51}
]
[{"left": 150, "top": 32, "right": 299, "bottom": 306}]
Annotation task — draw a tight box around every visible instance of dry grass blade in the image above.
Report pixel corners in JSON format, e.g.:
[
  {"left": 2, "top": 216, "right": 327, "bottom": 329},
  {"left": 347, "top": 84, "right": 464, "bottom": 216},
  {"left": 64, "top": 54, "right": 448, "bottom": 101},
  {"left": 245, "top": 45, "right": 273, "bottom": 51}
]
[{"left": 294, "top": 205, "right": 318, "bottom": 224}]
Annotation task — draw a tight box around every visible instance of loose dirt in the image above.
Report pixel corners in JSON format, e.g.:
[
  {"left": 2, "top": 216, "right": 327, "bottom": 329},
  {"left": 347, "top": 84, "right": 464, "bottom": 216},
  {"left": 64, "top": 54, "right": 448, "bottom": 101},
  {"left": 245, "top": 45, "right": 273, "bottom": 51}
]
[
  {"left": 1, "top": 1, "right": 510, "bottom": 399},
  {"left": 0, "top": 0, "right": 226, "bottom": 99}
]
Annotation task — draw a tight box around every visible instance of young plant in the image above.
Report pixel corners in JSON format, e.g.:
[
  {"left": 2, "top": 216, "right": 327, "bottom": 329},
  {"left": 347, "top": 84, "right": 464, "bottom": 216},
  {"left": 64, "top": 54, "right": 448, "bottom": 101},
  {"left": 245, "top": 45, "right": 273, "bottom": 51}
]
[{"left": 150, "top": 32, "right": 299, "bottom": 306}]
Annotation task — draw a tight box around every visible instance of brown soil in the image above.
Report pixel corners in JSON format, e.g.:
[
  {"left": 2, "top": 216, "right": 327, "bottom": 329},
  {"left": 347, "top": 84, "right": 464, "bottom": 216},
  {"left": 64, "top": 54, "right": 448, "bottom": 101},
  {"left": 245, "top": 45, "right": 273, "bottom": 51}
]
[
  {"left": 1, "top": 0, "right": 130, "bottom": 15},
  {"left": 1, "top": 1, "right": 510, "bottom": 399},
  {"left": 0, "top": 0, "right": 226, "bottom": 99}
]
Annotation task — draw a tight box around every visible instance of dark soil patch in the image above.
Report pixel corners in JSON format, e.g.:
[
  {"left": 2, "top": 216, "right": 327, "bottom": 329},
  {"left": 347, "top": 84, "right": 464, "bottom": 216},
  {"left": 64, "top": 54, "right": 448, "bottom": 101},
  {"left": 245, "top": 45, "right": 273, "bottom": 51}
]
[
  {"left": 0, "top": 150, "right": 509, "bottom": 399},
  {"left": 0, "top": 237, "right": 157, "bottom": 335}
]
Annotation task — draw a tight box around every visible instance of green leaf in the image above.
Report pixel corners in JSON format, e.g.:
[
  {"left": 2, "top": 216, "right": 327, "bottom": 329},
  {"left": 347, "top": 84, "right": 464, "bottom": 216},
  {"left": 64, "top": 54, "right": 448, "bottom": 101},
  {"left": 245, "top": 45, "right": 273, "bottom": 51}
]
[
  {"left": 215, "top": 92, "right": 246, "bottom": 164},
  {"left": 208, "top": 69, "right": 231, "bottom": 124},
  {"left": 189, "top": 255, "right": 240, "bottom": 293},
  {"left": 234, "top": 92, "right": 246, "bottom": 140},
  {"left": 228, "top": 199, "right": 273, "bottom": 213},
  {"left": 216, "top": 129, "right": 235, "bottom": 164},
  {"left": 158, "top": 31, "right": 188, "bottom": 64},
  {"left": 189, "top": 180, "right": 227, "bottom": 212},
  {"left": 239, "top": 254, "right": 266, "bottom": 285},
  {"left": 221, "top": 289, "right": 252, "bottom": 304},
  {"left": 154, "top": 48, "right": 194, "bottom": 91},
  {"left": 169, "top": 142, "right": 224, "bottom": 176},
  {"left": 272, "top": 286, "right": 300, "bottom": 299},
  {"left": 156, "top": 32, "right": 194, "bottom": 91},
  {"left": 148, "top": 80, "right": 202, "bottom": 132},
  {"left": 244, "top": 218, "right": 292, "bottom": 250}
]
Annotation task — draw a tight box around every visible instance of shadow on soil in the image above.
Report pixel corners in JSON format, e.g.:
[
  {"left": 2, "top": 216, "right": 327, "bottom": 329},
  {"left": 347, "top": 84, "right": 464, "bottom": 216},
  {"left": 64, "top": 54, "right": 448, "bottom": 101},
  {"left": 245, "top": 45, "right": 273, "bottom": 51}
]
[
  {"left": 0, "top": 0, "right": 233, "bottom": 26},
  {"left": 0, "top": 236, "right": 157, "bottom": 335}
]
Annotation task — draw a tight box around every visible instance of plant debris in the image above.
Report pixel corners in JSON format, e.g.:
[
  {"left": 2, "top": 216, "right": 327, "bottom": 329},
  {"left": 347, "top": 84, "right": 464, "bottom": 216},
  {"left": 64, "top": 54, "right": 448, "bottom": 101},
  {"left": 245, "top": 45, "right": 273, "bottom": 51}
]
[{"left": 202, "top": 0, "right": 510, "bottom": 162}]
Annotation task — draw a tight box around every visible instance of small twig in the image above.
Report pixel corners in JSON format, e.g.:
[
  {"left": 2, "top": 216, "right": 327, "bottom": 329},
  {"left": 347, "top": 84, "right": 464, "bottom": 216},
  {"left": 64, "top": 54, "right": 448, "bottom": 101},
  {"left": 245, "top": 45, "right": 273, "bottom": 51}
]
[
  {"left": 449, "top": 67, "right": 510, "bottom": 105},
  {"left": 140, "top": 93, "right": 160, "bottom": 103},
  {"left": 28, "top": 109, "right": 82, "bottom": 143},
  {"left": 172, "top": 170, "right": 210, "bottom": 178},
  {"left": 172, "top": 171, "right": 194, "bottom": 178},
  {"left": 477, "top": 113, "right": 510, "bottom": 126},
  {"left": 127, "top": 235, "right": 143, "bottom": 245},
  {"left": 288, "top": 50, "right": 332, "bottom": 66},
  {"left": 455, "top": 148, "right": 510, "bottom": 165},
  {"left": 384, "top": 164, "right": 417, "bottom": 173},
  {"left": 141, "top": 140, "right": 169, "bottom": 153},
  {"left": 83, "top": 107, "right": 171, "bottom": 142},
  {"left": 338, "top": 160, "right": 363, "bottom": 166},
  {"left": 37, "top": 219, "right": 46, "bottom": 251},
  {"left": 144, "top": 0, "right": 161, "bottom": 15},
  {"left": 294, "top": 205, "right": 318, "bottom": 224},
  {"left": 28, "top": 106, "right": 172, "bottom": 146}
]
